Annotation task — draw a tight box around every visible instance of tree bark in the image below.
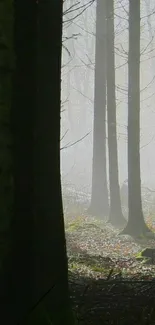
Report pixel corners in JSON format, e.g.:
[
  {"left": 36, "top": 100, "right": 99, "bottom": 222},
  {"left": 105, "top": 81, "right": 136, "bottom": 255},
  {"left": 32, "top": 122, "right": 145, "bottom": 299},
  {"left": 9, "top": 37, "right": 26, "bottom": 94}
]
[
  {"left": 89, "top": 0, "right": 109, "bottom": 218},
  {"left": 106, "top": 0, "right": 126, "bottom": 228},
  {"left": 0, "top": 0, "right": 37, "bottom": 323},
  {"left": 34, "top": 1, "right": 75, "bottom": 324},
  {"left": 0, "top": 0, "right": 13, "bottom": 241},
  {"left": 121, "top": 0, "right": 152, "bottom": 237},
  {"left": 0, "top": 1, "right": 76, "bottom": 324}
]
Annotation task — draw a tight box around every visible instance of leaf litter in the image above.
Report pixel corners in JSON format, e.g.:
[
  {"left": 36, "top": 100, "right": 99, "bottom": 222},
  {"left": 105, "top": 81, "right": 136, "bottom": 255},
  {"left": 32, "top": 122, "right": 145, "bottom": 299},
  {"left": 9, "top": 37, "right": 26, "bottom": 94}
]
[{"left": 65, "top": 213, "right": 155, "bottom": 280}]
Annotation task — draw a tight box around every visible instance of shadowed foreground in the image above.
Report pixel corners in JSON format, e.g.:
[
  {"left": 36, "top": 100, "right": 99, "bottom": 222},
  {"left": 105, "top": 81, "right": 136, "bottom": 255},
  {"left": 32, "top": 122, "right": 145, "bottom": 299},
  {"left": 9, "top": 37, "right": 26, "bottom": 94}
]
[{"left": 69, "top": 269, "right": 155, "bottom": 325}]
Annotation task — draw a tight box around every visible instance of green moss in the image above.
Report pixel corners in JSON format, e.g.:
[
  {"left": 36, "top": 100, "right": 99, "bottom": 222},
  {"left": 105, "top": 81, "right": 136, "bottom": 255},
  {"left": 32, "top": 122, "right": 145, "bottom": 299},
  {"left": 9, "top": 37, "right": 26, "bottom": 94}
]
[
  {"left": 69, "top": 262, "right": 79, "bottom": 270},
  {"left": 65, "top": 216, "right": 83, "bottom": 232},
  {"left": 135, "top": 248, "right": 152, "bottom": 264},
  {"left": 66, "top": 223, "right": 80, "bottom": 232},
  {"left": 69, "top": 254, "right": 110, "bottom": 275},
  {"left": 91, "top": 265, "right": 105, "bottom": 273},
  {"left": 136, "top": 247, "right": 154, "bottom": 258},
  {"left": 135, "top": 250, "right": 144, "bottom": 258}
]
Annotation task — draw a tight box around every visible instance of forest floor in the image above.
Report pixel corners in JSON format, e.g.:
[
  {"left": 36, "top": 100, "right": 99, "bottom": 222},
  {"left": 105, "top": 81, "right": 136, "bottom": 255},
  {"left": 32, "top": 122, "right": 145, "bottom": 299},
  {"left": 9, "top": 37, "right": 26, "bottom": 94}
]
[
  {"left": 65, "top": 212, "right": 155, "bottom": 279},
  {"left": 65, "top": 207, "right": 155, "bottom": 324}
]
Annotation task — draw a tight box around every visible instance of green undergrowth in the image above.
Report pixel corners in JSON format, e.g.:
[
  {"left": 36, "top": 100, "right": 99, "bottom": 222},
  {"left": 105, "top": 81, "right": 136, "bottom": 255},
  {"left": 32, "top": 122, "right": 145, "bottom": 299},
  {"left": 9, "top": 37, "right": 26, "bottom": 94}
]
[
  {"left": 68, "top": 253, "right": 136, "bottom": 279},
  {"left": 135, "top": 247, "right": 155, "bottom": 264},
  {"left": 68, "top": 256, "right": 110, "bottom": 276},
  {"left": 135, "top": 248, "right": 149, "bottom": 259},
  {"left": 65, "top": 215, "right": 85, "bottom": 232}
]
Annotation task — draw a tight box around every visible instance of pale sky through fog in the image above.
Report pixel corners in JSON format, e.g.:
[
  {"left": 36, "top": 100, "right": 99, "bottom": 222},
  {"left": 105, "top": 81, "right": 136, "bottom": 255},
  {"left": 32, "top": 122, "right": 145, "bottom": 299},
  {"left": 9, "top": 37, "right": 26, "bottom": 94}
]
[{"left": 61, "top": 0, "right": 155, "bottom": 192}]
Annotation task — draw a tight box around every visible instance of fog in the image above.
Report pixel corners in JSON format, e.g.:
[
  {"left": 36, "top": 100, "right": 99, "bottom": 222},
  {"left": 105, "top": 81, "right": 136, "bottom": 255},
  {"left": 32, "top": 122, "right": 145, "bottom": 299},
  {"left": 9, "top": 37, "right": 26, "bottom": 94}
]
[
  {"left": 62, "top": 2, "right": 155, "bottom": 319},
  {"left": 61, "top": 0, "right": 155, "bottom": 196}
]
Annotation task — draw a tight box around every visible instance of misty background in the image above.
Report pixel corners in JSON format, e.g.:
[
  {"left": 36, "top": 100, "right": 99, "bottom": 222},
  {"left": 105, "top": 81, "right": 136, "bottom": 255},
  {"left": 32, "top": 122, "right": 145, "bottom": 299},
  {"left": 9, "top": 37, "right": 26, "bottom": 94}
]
[{"left": 61, "top": 0, "right": 155, "bottom": 195}]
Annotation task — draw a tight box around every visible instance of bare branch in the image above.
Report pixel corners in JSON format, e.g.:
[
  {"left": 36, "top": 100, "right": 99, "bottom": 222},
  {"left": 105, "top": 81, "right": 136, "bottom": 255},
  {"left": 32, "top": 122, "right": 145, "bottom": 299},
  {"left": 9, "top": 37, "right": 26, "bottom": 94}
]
[
  {"left": 61, "top": 129, "right": 69, "bottom": 141},
  {"left": 140, "top": 134, "right": 155, "bottom": 150},
  {"left": 60, "top": 131, "right": 91, "bottom": 150}
]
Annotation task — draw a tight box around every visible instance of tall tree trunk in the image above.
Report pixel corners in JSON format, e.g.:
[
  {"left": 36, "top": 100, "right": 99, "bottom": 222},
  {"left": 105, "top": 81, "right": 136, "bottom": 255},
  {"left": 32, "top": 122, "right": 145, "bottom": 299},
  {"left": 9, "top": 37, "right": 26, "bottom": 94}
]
[
  {"left": 11, "top": 0, "right": 37, "bottom": 322},
  {"left": 121, "top": 0, "right": 152, "bottom": 237},
  {"left": 106, "top": 0, "right": 126, "bottom": 228},
  {"left": 0, "top": 0, "right": 37, "bottom": 324},
  {"left": 0, "top": 0, "right": 14, "bottom": 323},
  {"left": 88, "top": 0, "right": 109, "bottom": 218},
  {"left": 0, "top": 0, "right": 13, "bottom": 266},
  {"left": 34, "top": 1, "right": 75, "bottom": 324},
  {"left": 0, "top": 0, "right": 13, "bottom": 242}
]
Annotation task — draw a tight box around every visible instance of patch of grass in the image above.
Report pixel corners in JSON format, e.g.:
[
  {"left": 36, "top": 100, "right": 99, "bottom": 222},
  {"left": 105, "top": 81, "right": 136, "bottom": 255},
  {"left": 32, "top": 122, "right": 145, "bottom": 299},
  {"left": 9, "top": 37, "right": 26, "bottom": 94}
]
[
  {"left": 68, "top": 252, "right": 113, "bottom": 276},
  {"left": 66, "top": 224, "right": 79, "bottom": 232},
  {"left": 69, "top": 262, "right": 80, "bottom": 271},
  {"left": 91, "top": 265, "right": 106, "bottom": 273},
  {"left": 65, "top": 216, "right": 84, "bottom": 232},
  {"left": 69, "top": 260, "right": 109, "bottom": 276}
]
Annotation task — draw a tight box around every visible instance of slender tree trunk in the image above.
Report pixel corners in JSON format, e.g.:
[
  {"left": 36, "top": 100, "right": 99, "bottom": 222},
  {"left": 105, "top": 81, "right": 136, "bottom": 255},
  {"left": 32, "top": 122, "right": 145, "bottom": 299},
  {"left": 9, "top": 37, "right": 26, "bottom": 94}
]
[
  {"left": 34, "top": 1, "right": 75, "bottom": 324},
  {"left": 121, "top": 0, "right": 152, "bottom": 237},
  {"left": 88, "top": 0, "right": 109, "bottom": 218},
  {"left": 106, "top": 0, "right": 126, "bottom": 228}
]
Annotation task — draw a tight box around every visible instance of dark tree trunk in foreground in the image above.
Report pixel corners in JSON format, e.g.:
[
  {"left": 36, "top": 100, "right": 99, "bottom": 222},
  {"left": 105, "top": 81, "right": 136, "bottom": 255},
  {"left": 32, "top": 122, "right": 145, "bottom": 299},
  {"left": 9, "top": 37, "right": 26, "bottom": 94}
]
[
  {"left": 106, "top": 0, "right": 126, "bottom": 228},
  {"left": 34, "top": 1, "right": 75, "bottom": 324},
  {"left": 121, "top": 0, "right": 152, "bottom": 237},
  {"left": 11, "top": 0, "right": 37, "bottom": 322},
  {"left": 89, "top": 0, "right": 109, "bottom": 218},
  {"left": 0, "top": 1, "right": 37, "bottom": 324}
]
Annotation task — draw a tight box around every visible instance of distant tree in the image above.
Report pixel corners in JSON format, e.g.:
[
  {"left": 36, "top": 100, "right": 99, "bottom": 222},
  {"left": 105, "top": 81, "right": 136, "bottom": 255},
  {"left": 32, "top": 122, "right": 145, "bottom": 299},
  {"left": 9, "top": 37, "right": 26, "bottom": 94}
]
[
  {"left": 120, "top": 179, "right": 128, "bottom": 210},
  {"left": 106, "top": 0, "right": 126, "bottom": 228},
  {"left": 121, "top": 0, "right": 152, "bottom": 237},
  {"left": 88, "top": 0, "right": 109, "bottom": 218},
  {"left": 34, "top": 1, "right": 75, "bottom": 324}
]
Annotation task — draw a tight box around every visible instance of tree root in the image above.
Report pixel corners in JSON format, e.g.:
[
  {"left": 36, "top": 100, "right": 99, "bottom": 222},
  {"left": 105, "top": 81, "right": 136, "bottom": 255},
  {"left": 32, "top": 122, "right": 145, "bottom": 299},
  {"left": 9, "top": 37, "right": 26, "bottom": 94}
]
[
  {"left": 120, "top": 222, "right": 155, "bottom": 238},
  {"left": 108, "top": 213, "right": 127, "bottom": 229}
]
